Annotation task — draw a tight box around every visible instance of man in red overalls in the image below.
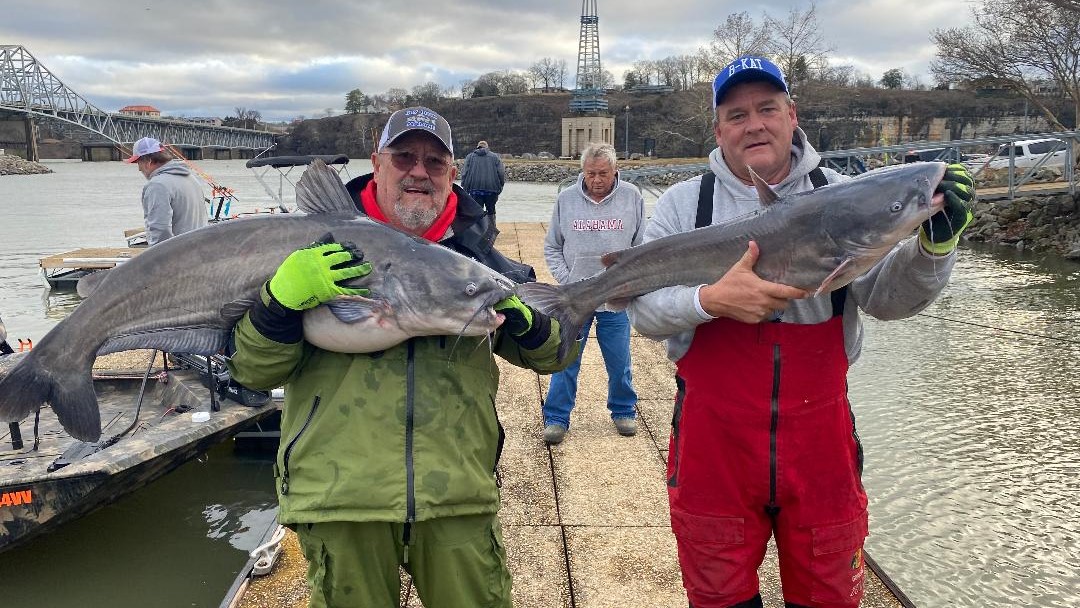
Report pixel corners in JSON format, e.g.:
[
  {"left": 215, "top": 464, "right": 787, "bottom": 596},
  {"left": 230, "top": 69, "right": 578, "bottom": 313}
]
[{"left": 627, "top": 56, "right": 975, "bottom": 607}]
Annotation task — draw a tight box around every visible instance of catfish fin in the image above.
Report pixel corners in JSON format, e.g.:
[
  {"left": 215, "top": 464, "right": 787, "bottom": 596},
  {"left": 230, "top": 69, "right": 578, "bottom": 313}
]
[
  {"left": 295, "top": 159, "right": 361, "bottom": 217},
  {"left": 221, "top": 298, "right": 258, "bottom": 324},
  {"left": 746, "top": 165, "right": 780, "bottom": 206},
  {"left": 98, "top": 328, "right": 230, "bottom": 356},
  {"left": 76, "top": 268, "right": 111, "bottom": 298},
  {"left": 813, "top": 258, "right": 856, "bottom": 297},
  {"left": 324, "top": 295, "right": 388, "bottom": 324}
]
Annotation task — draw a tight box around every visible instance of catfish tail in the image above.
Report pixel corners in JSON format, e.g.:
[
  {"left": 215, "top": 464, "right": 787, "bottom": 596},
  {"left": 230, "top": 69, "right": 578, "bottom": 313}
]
[
  {"left": 516, "top": 281, "right": 595, "bottom": 361},
  {"left": 0, "top": 347, "right": 102, "bottom": 442}
]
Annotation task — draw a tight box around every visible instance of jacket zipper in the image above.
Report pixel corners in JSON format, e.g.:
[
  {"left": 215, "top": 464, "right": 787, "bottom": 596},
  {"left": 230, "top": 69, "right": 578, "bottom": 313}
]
[
  {"left": 765, "top": 344, "right": 781, "bottom": 518},
  {"left": 668, "top": 376, "right": 686, "bottom": 487},
  {"left": 280, "top": 395, "right": 321, "bottom": 496},
  {"left": 403, "top": 339, "right": 416, "bottom": 562}
]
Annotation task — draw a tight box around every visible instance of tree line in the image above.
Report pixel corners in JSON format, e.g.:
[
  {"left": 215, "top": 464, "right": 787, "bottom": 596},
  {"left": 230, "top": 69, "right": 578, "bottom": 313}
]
[{"left": 331, "top": 0, "right": 1077, "bottom": 130}]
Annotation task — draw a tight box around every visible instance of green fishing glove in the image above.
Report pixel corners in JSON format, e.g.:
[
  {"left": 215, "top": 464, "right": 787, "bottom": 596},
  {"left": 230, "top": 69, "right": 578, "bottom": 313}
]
[
  {"left": 268, "top": 238, "right": 372, "bottom": 311},
  {"left": 920, "top": 163, "right": 975, "bottom": 255},
  {"left": 494, "top": 295, "right": 535, "bottom": 337}
]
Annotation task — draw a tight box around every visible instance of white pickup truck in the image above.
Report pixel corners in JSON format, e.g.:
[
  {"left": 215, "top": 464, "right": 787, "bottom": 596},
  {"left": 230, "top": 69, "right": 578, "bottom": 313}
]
[{"left": 986, "top": 138, "right": 1068, "bottom": 170}]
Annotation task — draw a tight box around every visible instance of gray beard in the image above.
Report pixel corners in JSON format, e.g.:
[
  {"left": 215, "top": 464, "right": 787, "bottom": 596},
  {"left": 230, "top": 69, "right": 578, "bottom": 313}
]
[{"left": 392, "top": 202, "right": 440, "bottom": 233}]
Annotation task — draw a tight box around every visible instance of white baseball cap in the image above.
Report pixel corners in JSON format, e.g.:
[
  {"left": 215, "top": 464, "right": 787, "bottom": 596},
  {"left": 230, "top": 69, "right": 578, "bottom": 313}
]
[{"left": 124, "top": 137, "right": 164, "bottom": 163}]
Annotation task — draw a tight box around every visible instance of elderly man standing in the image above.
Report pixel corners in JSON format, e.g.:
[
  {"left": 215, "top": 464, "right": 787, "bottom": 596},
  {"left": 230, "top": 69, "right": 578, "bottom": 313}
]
[
  {"left": 460, "top": 140, "right": 506, "bottom": 227},
  {"left": 541, "top": 142, "right": 644, "bottom": 444},
  {"left": 627, "top": 56, "right": 975, "bottom": 607},
  {"left": 124, "top": 137, "right": 207, "bottom": 246},
  {"left": 226, "top": 106, "right": 577, "bottom": 608}
]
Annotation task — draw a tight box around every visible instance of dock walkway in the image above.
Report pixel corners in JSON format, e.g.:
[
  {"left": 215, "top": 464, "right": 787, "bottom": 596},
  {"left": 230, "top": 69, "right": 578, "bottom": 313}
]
[{"left": 229, "top": 222, "right": 909, "bottom": 608}]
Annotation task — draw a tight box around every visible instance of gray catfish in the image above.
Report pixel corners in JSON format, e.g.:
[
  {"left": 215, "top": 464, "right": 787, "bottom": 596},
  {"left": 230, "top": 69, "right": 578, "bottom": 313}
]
[
  {"left": 0, "top": 160, "right": 516, "bottom": 442},
  {"left": 519, "top": 161, "right": 948, "bottom": 360}
]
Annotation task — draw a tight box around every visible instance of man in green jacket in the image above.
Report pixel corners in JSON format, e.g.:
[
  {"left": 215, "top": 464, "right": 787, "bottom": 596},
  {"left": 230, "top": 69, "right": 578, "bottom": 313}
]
[{"left": 227, "top": 107, "right": 575, "bottom": 608}]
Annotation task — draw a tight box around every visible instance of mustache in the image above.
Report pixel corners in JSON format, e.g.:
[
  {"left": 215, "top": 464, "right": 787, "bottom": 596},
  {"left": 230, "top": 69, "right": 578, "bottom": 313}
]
[{"left": 399, "top": 178, "right": 434, "bottom": 194}]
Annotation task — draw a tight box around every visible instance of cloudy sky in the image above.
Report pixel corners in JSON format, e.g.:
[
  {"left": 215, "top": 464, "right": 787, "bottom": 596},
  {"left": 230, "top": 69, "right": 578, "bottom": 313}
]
[{"left": 1, "top": 0, "right": 962, "bottom": 122}]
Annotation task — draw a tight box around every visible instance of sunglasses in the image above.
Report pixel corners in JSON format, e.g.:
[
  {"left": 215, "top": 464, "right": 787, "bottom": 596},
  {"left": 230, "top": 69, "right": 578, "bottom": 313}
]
[{"left": 380, "top": 150, "right": 453, "bottom": 176}]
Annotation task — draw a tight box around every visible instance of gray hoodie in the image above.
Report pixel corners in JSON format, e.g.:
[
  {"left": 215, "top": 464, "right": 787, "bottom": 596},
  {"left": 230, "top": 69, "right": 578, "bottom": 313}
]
[
  {"left": 544, "top": 174, "right": 645, "bottom": 312},
  {"left": 141, "top": 159, "right": 207, "bottom": 246},
  {"left": 627, "top": 128, "right": 955, "bottom": 363}
]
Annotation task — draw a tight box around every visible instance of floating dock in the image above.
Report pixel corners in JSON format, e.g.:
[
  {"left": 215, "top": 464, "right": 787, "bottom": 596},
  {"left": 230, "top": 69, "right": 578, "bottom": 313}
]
[{"left": 38, "top": 247, "right": 144, "bottom": 290}]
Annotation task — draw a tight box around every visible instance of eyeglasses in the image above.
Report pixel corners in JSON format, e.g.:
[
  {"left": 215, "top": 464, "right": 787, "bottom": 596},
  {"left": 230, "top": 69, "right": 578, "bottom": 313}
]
[{"left": 380, "top": 150, "right": 453, "bottom": 176}]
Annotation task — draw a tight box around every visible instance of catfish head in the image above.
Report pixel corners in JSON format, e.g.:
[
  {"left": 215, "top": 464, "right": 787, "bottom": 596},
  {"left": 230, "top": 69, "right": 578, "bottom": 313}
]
[{"left": 813, "top": 161, "right": 947, "bottom": 293}]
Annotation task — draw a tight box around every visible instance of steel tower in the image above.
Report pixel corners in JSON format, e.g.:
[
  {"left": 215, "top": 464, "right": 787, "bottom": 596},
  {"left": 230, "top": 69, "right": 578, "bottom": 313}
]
[{"left": 571, "top": 0, "right": 607, "bottom": 112}]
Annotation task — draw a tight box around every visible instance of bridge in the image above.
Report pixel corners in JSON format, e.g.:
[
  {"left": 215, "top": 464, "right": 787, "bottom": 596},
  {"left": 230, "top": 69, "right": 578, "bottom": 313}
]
[{"left": 0, "top": 45, "right": 277, "bottom": 160}]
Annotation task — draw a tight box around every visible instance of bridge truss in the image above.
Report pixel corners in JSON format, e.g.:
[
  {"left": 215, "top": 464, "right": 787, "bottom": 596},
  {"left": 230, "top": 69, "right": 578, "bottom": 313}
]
[{"left": 0, "top": 45, "right": 276, "bottom": 150}]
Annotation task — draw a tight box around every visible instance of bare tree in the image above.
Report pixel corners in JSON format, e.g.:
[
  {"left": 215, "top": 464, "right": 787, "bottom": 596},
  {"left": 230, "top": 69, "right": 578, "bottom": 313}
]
[
  {"left": 931, "top": 0, "right": 1080, "bottom": 130},
  {"left": 411, "top": 82, "right": 442, "bottom": 106},
  {"left": 385, "top": 88, "right": 409, "bottom": 109},
  {"left": 706, "top": 11, "right": 771, "bottom": 71},
  {"left": 764, "top": 4, "right": 833, "bottom": 89},
  {"left": 529, "top": 57, "right": 567, "bottom": 91},
  {"left": 552, "top": 58, "right": 568, "bottom": 89}
]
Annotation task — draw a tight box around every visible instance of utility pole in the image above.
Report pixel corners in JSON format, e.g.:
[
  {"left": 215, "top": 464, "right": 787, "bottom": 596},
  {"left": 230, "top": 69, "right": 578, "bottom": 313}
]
[{"left": 624, "top": 104, "right": 630, "bottom": 159}]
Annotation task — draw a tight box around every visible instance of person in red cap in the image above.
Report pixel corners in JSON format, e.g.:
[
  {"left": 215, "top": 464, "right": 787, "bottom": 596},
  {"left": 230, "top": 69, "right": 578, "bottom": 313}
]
[
  {"left": 627, "top": 57, "right": 975, "bottom": 608},
  {"left": 125, "top": 137, "right": 207, "bottom": 245},
  {"left": 226, "top": 106, "right": 578, "bottom": 608}
]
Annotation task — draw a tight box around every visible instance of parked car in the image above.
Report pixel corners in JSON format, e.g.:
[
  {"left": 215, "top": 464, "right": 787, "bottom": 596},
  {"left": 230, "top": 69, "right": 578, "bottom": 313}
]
[
  {"left": 903, "top": 147, "right": 968, "bottom": 164},
  {"left": 986, "top": 138, "right": 1067, "bottom": 170}
]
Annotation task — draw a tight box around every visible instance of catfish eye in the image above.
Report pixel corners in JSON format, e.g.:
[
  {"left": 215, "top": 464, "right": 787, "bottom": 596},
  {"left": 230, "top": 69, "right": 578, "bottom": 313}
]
[
  {"left": 464, "top": 282, "right": 478, "bottom": 296},
  {"left": 890, "top": 201, "right": 903, "bottom": 212}
]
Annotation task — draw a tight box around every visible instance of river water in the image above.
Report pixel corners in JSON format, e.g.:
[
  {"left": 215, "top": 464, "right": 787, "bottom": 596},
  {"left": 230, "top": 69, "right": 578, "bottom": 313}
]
[{"left": 0, "top": 159, "right": 1077, "bottom": 607}]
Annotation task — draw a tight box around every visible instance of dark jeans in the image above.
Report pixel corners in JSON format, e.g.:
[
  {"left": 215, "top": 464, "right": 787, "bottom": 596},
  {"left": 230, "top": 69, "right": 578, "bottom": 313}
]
[{"left": 468, "top": 190, "right": 500, "bottom": 219}]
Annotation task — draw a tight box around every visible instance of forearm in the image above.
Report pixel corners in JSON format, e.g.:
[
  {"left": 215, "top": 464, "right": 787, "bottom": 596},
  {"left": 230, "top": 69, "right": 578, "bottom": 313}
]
[{"left": 851, "top": 239, "right": 955, "bottom": 320}]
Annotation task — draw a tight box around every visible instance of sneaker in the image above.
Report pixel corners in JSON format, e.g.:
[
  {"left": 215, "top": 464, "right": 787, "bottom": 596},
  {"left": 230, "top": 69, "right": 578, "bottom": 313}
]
[
  {"left": 613, "top": 417, "right": 637, "bottom": 437},
  {"left": 543, "top": 424, "right": 567, "bottom": 444}
]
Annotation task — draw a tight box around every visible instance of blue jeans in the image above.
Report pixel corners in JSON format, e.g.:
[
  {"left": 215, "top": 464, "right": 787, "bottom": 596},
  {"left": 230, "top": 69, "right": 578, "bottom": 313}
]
[{"left": 543, "top": 310, "right": 637, "bottom": 428}]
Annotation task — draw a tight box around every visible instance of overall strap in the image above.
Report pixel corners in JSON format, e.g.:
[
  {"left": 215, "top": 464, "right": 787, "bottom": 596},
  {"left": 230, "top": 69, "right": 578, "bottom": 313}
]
[{"left": 695, "top": 171, "right": 715, "bottom": 229}]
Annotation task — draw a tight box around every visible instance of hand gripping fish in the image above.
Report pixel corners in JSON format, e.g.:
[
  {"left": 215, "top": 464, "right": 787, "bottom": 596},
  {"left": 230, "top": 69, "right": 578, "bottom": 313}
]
[
  {"left": 519, "top": 162, "right": 947, "bottom": 361},
  {"left": 0, "top": 160, "right": 516, "bottom": 442}
]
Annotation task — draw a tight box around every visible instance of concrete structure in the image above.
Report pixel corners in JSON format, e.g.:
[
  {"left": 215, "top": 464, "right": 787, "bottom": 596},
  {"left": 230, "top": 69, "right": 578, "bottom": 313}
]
[{"left": 561, "top": 115, "right": 614, "bottom": 158}]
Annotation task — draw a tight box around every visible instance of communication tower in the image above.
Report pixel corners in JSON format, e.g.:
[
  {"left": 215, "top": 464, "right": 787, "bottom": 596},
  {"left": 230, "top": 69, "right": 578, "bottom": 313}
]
[{"left": 570, "top": 0, "right": 607, "bottom": 112}]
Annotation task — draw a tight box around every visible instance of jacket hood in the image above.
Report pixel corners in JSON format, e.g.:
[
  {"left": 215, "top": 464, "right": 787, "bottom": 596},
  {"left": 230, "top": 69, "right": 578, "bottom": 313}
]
[
  {"left": 150, "top": 158, "right": 194, "bottom": 178},
  {"left": 708, "top": 127, "right": 822, "bottom": 194}
]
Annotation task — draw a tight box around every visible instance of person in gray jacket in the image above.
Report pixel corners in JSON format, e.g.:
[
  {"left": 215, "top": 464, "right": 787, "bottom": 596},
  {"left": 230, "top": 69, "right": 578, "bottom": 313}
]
[
  {"left": 125, "top": 137, "right": 207, "bottom": 246},
  {"left": 627, "top": 56, "right": 975, "bottom": 608},
  {"left": 541, "top": 142, "right": 645, "bottom": 444},
  {"left": 460, "top": 140, "right": 506, "bottom": 226}
]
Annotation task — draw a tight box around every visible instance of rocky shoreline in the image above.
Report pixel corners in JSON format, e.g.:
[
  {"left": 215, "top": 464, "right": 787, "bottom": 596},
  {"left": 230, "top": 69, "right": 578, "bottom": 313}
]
[
  {"left": 0, "top": 154, "right": 52, "bottom": 175},
  {"left": 967, "top": 191, "right": 1080, "bottom": 258}
]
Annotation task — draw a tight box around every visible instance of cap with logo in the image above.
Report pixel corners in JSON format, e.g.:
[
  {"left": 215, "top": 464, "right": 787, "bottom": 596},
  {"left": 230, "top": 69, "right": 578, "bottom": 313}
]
[
  {"left": 712, "top": 56, "right": 788, "bottom": 108},
  {"left": 377, "top": 107, "right": 454, "bottom": 156},
  {"left": 124, "top": 137, "right": 164, "bottom": 163}
]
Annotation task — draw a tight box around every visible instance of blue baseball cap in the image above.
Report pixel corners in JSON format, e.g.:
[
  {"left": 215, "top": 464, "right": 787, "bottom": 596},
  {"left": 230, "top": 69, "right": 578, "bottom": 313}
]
[{"left": 712, "top": 56, "right": 788, "bottom": 108}]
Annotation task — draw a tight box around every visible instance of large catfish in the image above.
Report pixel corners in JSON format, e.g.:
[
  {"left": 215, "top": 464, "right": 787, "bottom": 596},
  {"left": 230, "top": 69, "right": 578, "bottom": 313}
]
[
  {"left": 0, "top": 160, "right": 517, "bottom": 442},
  {"left": 519, "top": 162, "right": 948, "bottom": 360}
]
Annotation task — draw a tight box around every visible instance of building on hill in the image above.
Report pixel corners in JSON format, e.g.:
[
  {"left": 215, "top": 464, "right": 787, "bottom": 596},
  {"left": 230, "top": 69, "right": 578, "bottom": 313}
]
[{"left": 118, "top": 105, "right": 161, "bottom": 118}]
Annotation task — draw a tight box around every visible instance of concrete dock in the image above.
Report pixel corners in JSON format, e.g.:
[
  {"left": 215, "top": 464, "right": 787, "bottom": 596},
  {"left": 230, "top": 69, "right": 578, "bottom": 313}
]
[{"left": 230, "top": 222, "right": 910, "bottom": 608}]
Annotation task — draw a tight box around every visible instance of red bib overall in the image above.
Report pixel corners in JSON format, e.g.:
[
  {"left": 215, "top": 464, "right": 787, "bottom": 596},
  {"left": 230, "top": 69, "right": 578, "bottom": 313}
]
[{"left": 668, "top": 314, "right": 868, "bottom": 607}]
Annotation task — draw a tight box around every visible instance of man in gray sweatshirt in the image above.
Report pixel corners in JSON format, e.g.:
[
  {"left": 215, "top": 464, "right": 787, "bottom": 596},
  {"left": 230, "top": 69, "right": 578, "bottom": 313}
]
[
  {"left": 541, "top": 143, "right": 644, "bottom": 444},
  {"left": 626, "top": 56, "right": 975, "bottom": 608},
  {"left": 125, "top": 137, "right": 207, "bottom": 246}
]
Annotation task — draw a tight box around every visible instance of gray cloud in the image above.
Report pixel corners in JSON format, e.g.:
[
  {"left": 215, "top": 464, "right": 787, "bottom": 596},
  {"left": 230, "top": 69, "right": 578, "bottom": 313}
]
[{"left": 0, "top": 0, "right": 955, "bottom": 121}]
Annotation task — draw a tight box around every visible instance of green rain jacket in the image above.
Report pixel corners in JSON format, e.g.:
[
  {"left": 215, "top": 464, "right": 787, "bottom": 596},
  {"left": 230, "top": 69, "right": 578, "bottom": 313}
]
[{"left": 227, "top": 184, "right": 572, "bottom": 525}]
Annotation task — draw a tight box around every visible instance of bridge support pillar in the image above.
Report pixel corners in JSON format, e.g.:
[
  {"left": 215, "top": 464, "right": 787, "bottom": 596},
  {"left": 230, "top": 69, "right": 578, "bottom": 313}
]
[
  {"left": 23, "top": 116, "right": 39, "bottom": 162},
  {"left": 82, "top": 144, "right": 121, "bottom": 162}
]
